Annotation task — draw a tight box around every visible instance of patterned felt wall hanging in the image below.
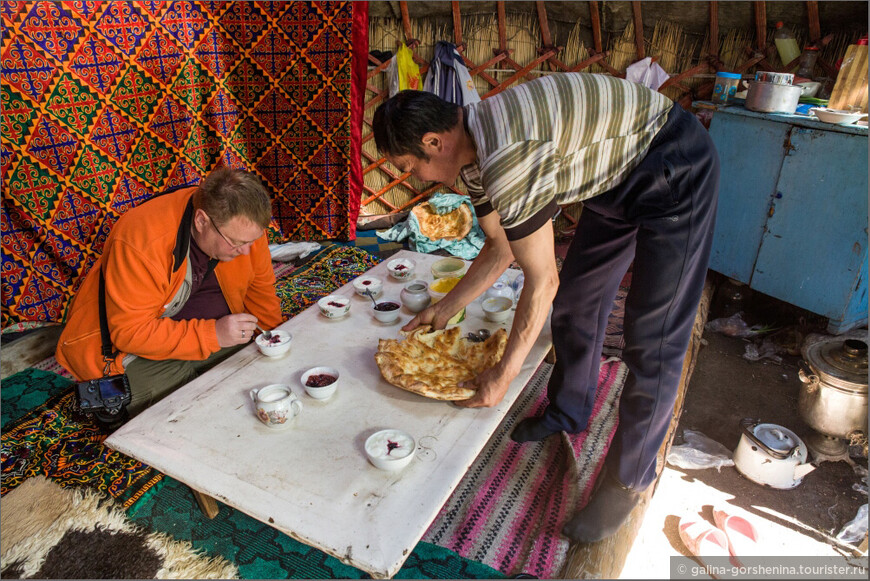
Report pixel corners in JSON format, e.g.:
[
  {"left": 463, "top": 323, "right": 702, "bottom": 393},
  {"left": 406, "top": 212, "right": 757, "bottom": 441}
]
[{"left": 1, "top": 0, "right": 368, "bottom": 330}]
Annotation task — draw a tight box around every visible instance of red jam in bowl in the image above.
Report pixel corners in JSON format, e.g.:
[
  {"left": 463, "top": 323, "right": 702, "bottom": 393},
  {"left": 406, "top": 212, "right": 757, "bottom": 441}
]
[{"left": 305, "top": 374, "right": 336, "bottom": 387}]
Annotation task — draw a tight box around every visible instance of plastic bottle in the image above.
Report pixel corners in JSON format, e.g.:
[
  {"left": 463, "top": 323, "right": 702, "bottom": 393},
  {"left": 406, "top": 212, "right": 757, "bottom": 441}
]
[
  {"left": 774, "top": 22, "right": 801, "bottom": 71},
  {"left": 796, "top": 46, "right": 819, "bottom": 79}
]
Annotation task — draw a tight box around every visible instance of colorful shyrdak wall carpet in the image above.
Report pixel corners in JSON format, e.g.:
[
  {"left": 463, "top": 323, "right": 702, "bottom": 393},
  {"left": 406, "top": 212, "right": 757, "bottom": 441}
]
[{"left": 1, "top": 0, "right": 368, "bottom": 329}]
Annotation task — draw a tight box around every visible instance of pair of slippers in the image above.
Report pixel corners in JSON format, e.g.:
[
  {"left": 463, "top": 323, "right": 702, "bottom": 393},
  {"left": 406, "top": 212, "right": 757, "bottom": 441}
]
[{"left": 679, "top": 507, "right": 761, "bottom": 568}]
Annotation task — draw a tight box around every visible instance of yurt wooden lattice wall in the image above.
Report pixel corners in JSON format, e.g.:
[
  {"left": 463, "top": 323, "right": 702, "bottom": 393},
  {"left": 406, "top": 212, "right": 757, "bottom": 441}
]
[{"left": 360, "top": 0, "right": 865, "bottom": 236}]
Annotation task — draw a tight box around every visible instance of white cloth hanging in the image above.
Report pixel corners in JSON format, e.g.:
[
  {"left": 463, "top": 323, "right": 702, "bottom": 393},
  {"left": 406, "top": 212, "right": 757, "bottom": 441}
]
[{"left": 625, "top": 57, "right": 670, "bottom": 91}]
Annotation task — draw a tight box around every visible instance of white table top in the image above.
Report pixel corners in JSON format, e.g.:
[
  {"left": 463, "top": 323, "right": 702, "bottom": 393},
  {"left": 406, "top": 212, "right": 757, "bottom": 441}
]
[{"left": 105, "top": 250, "right": 552, "bottom": 578}]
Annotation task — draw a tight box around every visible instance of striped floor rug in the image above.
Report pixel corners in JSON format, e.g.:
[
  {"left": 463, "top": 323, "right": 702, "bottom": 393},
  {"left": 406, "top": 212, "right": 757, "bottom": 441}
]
[{"left": 423, "top": 357, "right": 628, "bottom": 578}]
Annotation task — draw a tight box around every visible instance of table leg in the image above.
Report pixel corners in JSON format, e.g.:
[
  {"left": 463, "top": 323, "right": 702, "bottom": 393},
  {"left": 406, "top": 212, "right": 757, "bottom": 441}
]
[{"left": 192, "top": 488, "right": 220, "bottom": 519}]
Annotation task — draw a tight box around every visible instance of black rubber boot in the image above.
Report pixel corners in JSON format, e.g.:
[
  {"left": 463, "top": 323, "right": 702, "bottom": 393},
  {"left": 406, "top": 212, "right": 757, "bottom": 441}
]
[
  {"left": 562, "top": 469, "right": 642, "bottom": 543},
  {"left": 510, "top": 417, "right": 560, "bottom": 443}
]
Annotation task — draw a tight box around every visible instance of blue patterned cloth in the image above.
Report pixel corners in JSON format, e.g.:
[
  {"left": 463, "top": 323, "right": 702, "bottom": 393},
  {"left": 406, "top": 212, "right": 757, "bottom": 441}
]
[{"left": 378, "top": 193, "right": 485, "bottom": 259}]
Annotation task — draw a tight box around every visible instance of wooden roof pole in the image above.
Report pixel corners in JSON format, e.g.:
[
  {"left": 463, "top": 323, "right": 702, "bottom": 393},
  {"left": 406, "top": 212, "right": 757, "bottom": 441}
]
[
  {"left": 448, "top": 2, "right": 500, "bottom": 89},
  {"left": 709, "top": 1, "right": 720, "bottom": 64},
  {"left": 803, "top": 0, "right": 837, "bottom": 77},
  {"left": 487, "top": 3, "right": 552, "bottom": 84},
  {"left": 746, "top": 1, "right": 789, "bottom": 72},
  {"left": 589, "top": 1, "right": 603, "bottom": 53},
  {"left": 754, "top": 1, "right": 766, "bottom": 51},
  {"left": 692, "top": 2, "right": 721, "bottom": 100},
  {"left": 631, "top": 1, "right": 645, "bottom": 59},
  {"left": 497, "top": 1, "right": 507, "bottom": 58},
  {"left": 586, "top": 1, "right": 624, "bottom": 77},
  {"left": 536, "top": 1, "right": 569, "bottom": 71},
  {"left": 537, "top": 1, "right": 553, "bottom": 48},
  {"left": 452, "top": 1, "right": 463, "bottom": 48},
  {"left": 399, "top": 1, "right": 416, "bottom": 47},
  {"left": 807, "top": 1, "right": 821, "bottom": 44}
]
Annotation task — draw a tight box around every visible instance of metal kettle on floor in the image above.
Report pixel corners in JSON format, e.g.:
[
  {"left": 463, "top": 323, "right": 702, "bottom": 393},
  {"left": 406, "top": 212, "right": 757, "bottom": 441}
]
[{"left": 733, "top": 419, "right": 816, "bottom": 489}]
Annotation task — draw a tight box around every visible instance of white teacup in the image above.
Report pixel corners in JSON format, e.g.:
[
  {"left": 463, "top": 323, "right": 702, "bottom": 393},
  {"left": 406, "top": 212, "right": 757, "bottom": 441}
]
[{"left": 250, "top": 384, "right": 302, "bottom": 429}]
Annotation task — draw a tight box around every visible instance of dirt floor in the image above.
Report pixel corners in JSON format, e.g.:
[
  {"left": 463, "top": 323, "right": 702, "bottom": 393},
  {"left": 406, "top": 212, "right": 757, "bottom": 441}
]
[{"left": 620, "top": 281, "right": 868, "bottom": 578}]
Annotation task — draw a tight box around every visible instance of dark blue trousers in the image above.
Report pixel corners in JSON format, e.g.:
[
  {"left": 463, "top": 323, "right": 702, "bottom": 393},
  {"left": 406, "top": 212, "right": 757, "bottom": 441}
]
[{"left": 539, "top": 104, "right": 720, "bottom": 490}]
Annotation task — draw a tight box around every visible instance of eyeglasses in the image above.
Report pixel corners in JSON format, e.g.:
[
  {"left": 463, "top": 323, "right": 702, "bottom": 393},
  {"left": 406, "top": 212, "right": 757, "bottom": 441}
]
[{"left": 206, "top": 213, "right": 257, "bottom": 250}]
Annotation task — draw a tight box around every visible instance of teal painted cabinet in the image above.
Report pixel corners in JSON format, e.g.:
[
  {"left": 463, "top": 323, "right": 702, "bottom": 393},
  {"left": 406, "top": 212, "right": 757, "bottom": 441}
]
[{"left": 707, "top": 106, "right": 868, "bottom": 334}]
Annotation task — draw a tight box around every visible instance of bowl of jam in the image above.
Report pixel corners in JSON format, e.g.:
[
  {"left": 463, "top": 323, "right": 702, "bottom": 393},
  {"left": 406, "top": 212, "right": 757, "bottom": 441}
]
[
  {"left": 372, "top": 299, "right": 401, "bottom": 323},
  {"left": 300, "top": 366, "right": 339, "bottom": 400}
]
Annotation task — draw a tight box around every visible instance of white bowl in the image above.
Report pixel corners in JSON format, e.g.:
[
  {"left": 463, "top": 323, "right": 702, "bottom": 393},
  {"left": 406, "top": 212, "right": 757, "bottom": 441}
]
[
  {"left": 485, "top": 281, "right": 514, "bottom": 303},
  {"left": 255, "top": 329, "right": 292, "bottom": 357},
  {"left": 372, "top": 299, "right": 401, "bottom": 323},
  {"left": 352, "top": 275, "right": 383, "bottom": 298},
  {"left": 317, "top": 295, "right": 350, "bottom": 318},
  {"left": 482, "top": 296, "right": 513, "bottom": 323},
  {"left": 365, "top": 428, "right": 416, "bottom": 471},
  {"left": 810, "top": 107, "right": 867, "bottom": 125},
  {"left": 796, "top": 81, "right": 821, "bottom": 97},
  {"left": 300, "top": 366, "right": 339, "bottom": 400},
  {"left": 387, "top": 258, "right": 415, "bottom": 280}
]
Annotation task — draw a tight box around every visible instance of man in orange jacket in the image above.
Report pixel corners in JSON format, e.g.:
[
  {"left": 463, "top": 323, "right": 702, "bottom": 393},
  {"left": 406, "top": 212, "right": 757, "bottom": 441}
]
[{"left": 57, "top": 168, "right": 283, "bottom": 426}]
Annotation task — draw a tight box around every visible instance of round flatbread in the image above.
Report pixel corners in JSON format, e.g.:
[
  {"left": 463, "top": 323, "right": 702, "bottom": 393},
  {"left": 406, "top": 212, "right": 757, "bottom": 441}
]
[
  {"left": 375, "top": 326, "right": 508, "bottom": 401},
  {"left": 412, "top": 202, "right": 473, "bottom": 241}
]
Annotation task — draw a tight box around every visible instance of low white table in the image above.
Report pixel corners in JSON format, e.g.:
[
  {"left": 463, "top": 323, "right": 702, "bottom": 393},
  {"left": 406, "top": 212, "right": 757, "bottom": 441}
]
[{"left": 106, "top": 250, "right": 553, "bottom": 578}]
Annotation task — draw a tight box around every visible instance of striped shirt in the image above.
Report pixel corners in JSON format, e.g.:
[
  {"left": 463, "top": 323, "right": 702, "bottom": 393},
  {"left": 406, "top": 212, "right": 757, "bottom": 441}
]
[{"left": 460, "top": 73, "right": 673, "bottom": 239}]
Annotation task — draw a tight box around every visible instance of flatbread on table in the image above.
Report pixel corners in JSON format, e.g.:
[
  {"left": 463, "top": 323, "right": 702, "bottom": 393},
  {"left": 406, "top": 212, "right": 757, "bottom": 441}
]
[
  {"left": 411, "top": 202, "right": 473, "bottom": 241},
  {"left": 375, "top": 326, "right": 508, "bottom": 401}
]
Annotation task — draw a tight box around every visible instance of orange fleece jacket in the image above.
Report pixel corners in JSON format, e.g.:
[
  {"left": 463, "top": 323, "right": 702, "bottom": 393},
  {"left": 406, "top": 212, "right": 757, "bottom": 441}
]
[{"left": 56, "top": 187, "right": 283, "bottom": 381}]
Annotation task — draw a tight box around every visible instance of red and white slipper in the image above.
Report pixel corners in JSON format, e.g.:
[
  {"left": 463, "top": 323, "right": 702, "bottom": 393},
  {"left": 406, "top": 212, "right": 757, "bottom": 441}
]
[
  {"left": 713, "top": 506, "right": 761, "bottom": 564},
  {"left": 678, "top": 516, "right": 731, "bottom": 568}
]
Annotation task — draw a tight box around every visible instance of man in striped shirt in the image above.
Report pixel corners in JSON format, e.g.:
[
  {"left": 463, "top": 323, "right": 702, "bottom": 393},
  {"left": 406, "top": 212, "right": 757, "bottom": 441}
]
[{"left": 373, "top": 73, "right": 719, "bottom": 542}]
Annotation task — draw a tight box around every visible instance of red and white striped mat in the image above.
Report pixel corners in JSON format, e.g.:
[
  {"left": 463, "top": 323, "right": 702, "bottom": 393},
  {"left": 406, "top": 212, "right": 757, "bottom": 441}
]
[{"left": 423, "top": 357, "right": 628, "bottom": 578}]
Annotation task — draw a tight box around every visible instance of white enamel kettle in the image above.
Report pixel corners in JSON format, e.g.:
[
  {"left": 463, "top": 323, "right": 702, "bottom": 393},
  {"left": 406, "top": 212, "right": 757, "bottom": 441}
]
[{"left": 733, "top": 418, "right": 816, "bottom": 489}]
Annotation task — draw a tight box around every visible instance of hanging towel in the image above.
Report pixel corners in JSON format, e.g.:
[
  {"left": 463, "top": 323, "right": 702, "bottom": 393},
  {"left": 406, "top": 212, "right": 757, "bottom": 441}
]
[{"left": 423, "top": 41, "right": 481, "bottom": 105}]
